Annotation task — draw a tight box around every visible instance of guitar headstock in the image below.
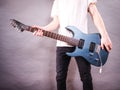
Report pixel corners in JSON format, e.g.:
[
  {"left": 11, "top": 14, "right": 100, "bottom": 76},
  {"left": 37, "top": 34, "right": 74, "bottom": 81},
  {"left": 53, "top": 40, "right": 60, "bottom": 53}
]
[{"left": 10, "top": 19, "right": 29, "bottom": 32}]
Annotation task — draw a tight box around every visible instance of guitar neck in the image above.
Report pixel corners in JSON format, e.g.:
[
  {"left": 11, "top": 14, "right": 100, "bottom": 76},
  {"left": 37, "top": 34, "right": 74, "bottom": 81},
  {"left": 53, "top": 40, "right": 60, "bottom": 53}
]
[{"left": 27, "top": 26, "right": 79, "bottom": 46}]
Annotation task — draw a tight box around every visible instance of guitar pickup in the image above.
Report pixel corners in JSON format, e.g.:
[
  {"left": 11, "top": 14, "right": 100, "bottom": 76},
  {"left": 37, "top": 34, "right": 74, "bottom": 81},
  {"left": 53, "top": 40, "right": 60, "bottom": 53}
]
[
  {"left": 78, "top": 39, "right": 85, "bottom": 49},
  {"left": 89, "top": 42, "right": 96, "bottom": 52}
]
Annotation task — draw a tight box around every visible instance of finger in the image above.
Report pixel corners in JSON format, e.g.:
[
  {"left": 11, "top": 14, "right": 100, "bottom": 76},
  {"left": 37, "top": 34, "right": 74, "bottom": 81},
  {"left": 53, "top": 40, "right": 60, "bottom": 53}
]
[
  {"left": 101, "top": 43, "right": 104, "bottom": 50},
  {"left": 105, "top": 43, "right": 113, "bottom": 52},
  {"left": 108, "top": 44, "right": 112, "bottom": 51},
  {"left": 36, "top": 30, "right": 43, "bottom": 36},
  {"left": 37, "top": 30, "right": 41, "bottom": 36},
  {"left": 33, "top": 31, "right": 37, "bottom": 36},
  {"left": 109, "top": 43, "right": 112, "bottom": 50},
  {"left": 105, "top": 45, "right": 110, "bottom": 52},
  {"left": 39, "top": 30, "right": 43, "bottom": 36}
]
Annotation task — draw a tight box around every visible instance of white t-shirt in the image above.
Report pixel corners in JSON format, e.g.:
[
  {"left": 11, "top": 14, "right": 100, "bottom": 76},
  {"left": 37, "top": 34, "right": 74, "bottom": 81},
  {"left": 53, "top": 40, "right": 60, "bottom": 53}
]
[{"left": 51, "top": 0, "right": 97, "bottom": 46}]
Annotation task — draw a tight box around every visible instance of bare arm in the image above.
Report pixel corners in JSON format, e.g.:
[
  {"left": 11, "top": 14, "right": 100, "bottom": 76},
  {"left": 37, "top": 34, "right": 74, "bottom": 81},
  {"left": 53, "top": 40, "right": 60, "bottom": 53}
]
[
  {"left": 33, "top": 15, "right": 59, "bottom": 36},
  {"left": 88, "top": 3, "right": 112, "bottom": 52},
  {"left": 43, "top": 16, "right": 60, "bottom": 31}
]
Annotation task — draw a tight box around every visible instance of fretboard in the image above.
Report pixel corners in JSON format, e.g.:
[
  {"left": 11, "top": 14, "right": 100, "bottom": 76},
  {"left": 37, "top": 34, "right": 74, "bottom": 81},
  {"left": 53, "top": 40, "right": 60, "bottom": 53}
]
[{"left": 27, "top": 26, "right": 79, "bottom": 46}]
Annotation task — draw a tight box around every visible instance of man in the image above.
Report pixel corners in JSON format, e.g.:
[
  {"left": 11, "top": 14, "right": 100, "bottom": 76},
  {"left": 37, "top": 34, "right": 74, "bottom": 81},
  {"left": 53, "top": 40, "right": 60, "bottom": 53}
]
[{"left": 33, "top": 0, "right": 112, "bottom": 90}]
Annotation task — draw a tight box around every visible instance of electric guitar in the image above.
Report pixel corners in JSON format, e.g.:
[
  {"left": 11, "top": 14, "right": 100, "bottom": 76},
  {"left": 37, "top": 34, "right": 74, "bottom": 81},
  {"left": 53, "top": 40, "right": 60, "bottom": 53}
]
[{"left": 10, "top": 19, "right": 109, "bottom": 67}]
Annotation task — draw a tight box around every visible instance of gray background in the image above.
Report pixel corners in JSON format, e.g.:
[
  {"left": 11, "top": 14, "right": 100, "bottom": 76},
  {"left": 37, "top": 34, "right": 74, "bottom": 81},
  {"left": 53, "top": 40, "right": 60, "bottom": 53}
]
[{"left": 0, "top": 0, "right": 120, "bottom": 90}]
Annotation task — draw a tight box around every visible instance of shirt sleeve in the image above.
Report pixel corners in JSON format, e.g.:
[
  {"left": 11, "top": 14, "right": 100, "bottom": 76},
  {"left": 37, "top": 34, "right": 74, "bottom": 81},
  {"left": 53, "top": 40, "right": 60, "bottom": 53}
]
[
  {"left": 51, "top": 0, "right": 59, "bottom": 18},
  {"left": 88, "top": 0, "right": 97, "bottom": 5}
]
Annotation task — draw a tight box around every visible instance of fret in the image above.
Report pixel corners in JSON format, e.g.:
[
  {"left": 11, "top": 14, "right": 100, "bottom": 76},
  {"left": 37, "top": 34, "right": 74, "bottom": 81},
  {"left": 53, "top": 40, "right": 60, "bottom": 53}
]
[
  {"left": 48, "top": 32, "right": 51, "bottom": 37},
  {"left": 52, "top": 33, "right": 55, "bottom": 39},
  {"left": 55, "top": 33, "right": 59, "bottom": 39},
  {"left": 28, "top": 27, "right": 33, "bottom": 32},
  {"left": 62, "top": 36, "right": 66, "bottom": 42},
  {"left": 61, "top": 35, "right": 64, "bottom": 41},
  {"left": 58, "top": 35, "right": 61, "bottom": 40},
  {"left": 57, "top": 35, "right": 61, "bottom": 40},
  {"left": 46, "top": 31, "right": 49, "bottom": 37},
  {"left": 62, "top": 36, "right": 65, "bottom": 41},
  {"left": 54, "top": 33, "right": 58, "bottom": 39},
  {"left": 49, "top": 32, "right": 54, "bottom": 38},
  {"left": 63, "top": 36, "right": 67, "bottom": 41}
]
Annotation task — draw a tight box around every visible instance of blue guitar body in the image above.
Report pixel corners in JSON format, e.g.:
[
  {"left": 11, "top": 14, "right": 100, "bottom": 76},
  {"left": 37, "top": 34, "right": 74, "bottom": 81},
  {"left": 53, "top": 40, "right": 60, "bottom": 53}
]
[{"left": 66, "top": 26, "right": 109, "bottom": 67}]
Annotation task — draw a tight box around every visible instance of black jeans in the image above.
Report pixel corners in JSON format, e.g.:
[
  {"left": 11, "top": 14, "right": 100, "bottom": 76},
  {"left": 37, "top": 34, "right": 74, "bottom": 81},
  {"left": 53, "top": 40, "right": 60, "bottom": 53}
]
[{"left": 56, "top": 47, "right": 93, "bottom": 90}]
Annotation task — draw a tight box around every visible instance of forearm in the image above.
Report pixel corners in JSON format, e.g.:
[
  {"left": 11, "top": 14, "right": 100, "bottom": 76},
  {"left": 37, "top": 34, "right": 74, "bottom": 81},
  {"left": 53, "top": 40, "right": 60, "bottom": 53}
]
[
  {"left": 88, "top": 4, "right": 112, "bottom": 52},
  {"left": 89, "top": 4, "right": 108, "bottom": 37},
  {"left": 43, "top": 16, "right": 60, "bottom": 31},
  {"left": 93, "top": 12, "right": 108, "bottom": 38}
]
